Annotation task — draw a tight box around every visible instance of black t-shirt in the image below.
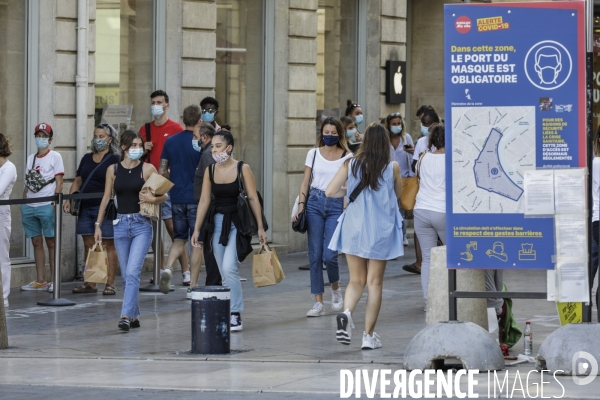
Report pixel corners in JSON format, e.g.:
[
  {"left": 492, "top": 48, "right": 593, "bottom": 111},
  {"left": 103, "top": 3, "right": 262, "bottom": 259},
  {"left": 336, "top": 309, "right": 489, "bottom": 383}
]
[{"left": 76, "top": 153, "right": 121, "bottom": 208}]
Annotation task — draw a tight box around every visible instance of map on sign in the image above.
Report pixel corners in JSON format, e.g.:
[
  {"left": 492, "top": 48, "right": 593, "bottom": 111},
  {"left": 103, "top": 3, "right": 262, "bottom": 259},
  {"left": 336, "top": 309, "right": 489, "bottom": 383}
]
[{"left": 452, "top": 106, "right": 535, "bottom": 214}]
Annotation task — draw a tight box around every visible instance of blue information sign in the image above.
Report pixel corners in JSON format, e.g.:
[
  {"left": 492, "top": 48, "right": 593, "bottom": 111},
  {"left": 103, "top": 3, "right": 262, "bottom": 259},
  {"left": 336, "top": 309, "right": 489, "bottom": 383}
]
[{"left": 444, "top": 2, "right": 585, "bottom": 269}]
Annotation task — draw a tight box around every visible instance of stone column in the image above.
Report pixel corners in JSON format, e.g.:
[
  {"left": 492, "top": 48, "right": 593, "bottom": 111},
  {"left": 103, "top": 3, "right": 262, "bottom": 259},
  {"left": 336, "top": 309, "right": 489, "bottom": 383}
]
[
  {"left": 379, "top": 0, "right": 407, "bottom": 120},
  {"left": 274, "top": 0, "right": 318, "bottom": 252},
  {"left": 180, "top": 0, "right": 217, "bottom": 119},
  {"left": 35, "top": 0, "right": 96, "bottom": 280}
]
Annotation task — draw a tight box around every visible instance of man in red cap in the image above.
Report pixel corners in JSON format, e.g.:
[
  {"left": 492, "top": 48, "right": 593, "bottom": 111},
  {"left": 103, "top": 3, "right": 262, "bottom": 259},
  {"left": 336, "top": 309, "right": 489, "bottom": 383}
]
[{"left": 20, "top": 123, "right": 64, "bottom": 293}]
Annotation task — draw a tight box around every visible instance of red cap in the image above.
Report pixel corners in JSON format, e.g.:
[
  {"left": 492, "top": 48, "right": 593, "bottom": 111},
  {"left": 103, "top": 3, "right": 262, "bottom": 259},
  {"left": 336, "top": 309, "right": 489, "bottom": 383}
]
[{"left": 34, "top": 122, "right": 53, "bottom": 137}]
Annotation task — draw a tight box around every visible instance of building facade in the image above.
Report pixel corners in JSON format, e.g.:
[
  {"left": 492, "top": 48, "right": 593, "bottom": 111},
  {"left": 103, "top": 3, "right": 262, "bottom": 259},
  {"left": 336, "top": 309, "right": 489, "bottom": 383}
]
[{"left": 4, "top": 0, "right": 592, "bottom": 286}]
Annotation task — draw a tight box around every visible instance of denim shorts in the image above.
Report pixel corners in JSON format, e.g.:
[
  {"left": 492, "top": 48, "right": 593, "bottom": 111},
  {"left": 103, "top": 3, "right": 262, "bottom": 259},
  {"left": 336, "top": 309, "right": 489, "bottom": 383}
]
[
  {"left": 172, "top": 203, "right": 197, "bottom": 240},
  {"left": 21, "top": 204, "right": 55, "bottom": 238},
  {"left": 161, "top": 194, "right": 172, "bottom": 220},
  {"left": 76, "top": 205, "right": 114, "bottom": 238}
]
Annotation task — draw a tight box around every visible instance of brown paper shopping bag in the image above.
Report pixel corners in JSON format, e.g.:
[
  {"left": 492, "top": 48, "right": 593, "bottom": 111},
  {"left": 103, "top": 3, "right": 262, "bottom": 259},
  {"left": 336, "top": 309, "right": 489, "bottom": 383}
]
[
  {"left": 139, "top": 173, "right": 174, "bottom": 221},
  {"left": 252, "top": 244, "right": 285, "bottom": 288},
  {"left": 84, "top": 243, "right": 108, "bottom": 284}
]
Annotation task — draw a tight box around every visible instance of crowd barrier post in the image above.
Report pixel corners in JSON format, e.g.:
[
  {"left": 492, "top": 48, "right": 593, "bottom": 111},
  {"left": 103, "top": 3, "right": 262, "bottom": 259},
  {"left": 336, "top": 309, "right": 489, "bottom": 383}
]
[
  {"left": 140, "top": 203, "right": 172, "bottom": 292},
  {"left": 38, "top": 193, "right": 76, "bottom": 307}
]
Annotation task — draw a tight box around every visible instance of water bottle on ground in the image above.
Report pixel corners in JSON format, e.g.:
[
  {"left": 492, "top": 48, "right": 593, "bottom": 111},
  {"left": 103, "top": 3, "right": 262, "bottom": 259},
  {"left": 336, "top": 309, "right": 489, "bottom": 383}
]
[{"left": 524, "top": 321, "right": 532, "bottom": 355}]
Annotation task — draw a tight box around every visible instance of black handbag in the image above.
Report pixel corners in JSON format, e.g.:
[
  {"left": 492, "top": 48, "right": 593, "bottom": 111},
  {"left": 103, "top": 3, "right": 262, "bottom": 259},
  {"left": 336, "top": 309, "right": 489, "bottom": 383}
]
[
  {"left": 292, "top": 150, "right": 316, "bottom": 233},
  {"left": 104, "top": 164, "right": 118, "bottom": 220},
  {"left": 236, "top": 161, "right": 268, "bottom": 236},
  {"left": 70, "top": 154, "right": 112, "bottom": 217}
]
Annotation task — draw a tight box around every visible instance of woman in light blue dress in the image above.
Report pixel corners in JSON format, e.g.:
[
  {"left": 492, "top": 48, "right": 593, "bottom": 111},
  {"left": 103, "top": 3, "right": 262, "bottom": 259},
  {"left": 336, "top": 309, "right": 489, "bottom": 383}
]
[{"left": 326, "top": 123, "right": 404, "bottom": 350}]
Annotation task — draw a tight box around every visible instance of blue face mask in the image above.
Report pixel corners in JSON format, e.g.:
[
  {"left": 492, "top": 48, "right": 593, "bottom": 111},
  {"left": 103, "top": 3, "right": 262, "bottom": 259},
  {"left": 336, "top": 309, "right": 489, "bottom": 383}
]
[
  {"left": 127, "top": 148, "right": 144, "bottom": 161},
  {"left": 346, "top": 129, "right": 357, "bottom": 138},
  {"left": 202, "top": 111, "right": 215, "bottom": 123},
  {"left": 354, "top": 115, "right": 364, "bottom": 125},
  {"left": 192, "top": 140, "right": 201, "bottom": 152},
  {"left": 322, "top": 135, "right": 339, "bottom": 147},
  {"left": 421, "top": 124, "right": 431, "bottom": 137},
  {"left": 35, "top": 138, "right": 49, "bottom": 150},
  {"left": 390, "top": 125, "right": 403, "bottom": 135}
]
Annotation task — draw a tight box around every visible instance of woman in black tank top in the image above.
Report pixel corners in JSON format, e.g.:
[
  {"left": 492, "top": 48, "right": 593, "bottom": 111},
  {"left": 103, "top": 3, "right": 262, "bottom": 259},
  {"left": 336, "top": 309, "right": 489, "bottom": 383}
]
[
  {"left": 95, "top": 130, "right": 168, "bottom": 332},
  {"left": 191, "top": 131, "right": 267, "bottom": 332}
]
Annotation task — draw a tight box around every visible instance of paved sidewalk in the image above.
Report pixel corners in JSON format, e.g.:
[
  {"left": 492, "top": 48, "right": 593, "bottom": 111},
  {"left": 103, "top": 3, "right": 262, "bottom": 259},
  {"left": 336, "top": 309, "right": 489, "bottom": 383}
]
[{"left": 0, "top": 243, "right": 599, "bottom": 399}]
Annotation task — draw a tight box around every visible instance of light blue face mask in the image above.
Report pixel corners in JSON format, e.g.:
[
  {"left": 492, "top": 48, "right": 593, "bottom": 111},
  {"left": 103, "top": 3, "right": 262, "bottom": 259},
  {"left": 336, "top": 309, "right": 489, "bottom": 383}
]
[
  {"left": 355, "top": 115, "right": 364, "bottom": 125},
  {"left": 202, "top": 111, "right": 215, "bottom": 123},
  {"left": 346, "top": 129, "right": 357, "bottom": 138},
  {"left": 127, "top": 148, "right": 144, "bottom": 161},
  {"left": 420, "top": 124, "right": 431, "bottom": 136},
  {"left": 390, "top": 125, "right": 403, "bottom": 135},
  {"left": 192, "top": 140, "right": 201, "bottom": 152},
  {"left": 35, "top": 138, "right": 49, "bottom": 150}
]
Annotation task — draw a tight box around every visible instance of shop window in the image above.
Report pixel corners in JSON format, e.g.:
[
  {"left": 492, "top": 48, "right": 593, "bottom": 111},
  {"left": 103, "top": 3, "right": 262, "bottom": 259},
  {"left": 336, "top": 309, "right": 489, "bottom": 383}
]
[
  {"left": 0, "top": 1, "right": 27, "bottom": 258},
  {"left": 317, "top": 0, "right": 358, "bottom": 119},
  {"left": 215, "top": 0, "right": 264, "bottom": 189},
  {"left": 95, "top": 0, "right": 154, "bottom": 130}
]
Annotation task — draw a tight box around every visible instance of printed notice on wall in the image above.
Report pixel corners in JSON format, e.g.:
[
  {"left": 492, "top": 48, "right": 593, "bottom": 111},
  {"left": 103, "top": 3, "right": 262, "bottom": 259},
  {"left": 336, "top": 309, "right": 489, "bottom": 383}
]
[
  {"left": 523, "top": 170, "right": 555, "bottom": 216},
  {"left": 553, "top": 168, "right": 586, "bottom": 214}
]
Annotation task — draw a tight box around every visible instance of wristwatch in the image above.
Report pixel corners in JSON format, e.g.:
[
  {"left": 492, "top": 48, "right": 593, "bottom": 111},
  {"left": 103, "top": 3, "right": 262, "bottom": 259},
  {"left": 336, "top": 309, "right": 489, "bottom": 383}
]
[{"left": 94, "top": 222, "right": 100, "bottom": 226}]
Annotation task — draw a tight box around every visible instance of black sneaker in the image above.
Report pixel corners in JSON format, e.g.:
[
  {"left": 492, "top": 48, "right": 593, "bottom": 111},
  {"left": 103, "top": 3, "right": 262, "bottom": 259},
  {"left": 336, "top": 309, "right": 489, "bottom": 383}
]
[
  {"left": 118, "top": 317, "right": 131, "bottom": 331},
  {"left": 230, "top": 313, "right": 243, "bottom": 331},
  {"left": 131, "top": 319, "right": 140, "bottom": 329}
]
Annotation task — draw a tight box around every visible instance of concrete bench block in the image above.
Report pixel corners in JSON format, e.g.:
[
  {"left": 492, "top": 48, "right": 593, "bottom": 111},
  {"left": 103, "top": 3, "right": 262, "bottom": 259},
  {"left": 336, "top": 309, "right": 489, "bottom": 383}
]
[{"left": 426, "top": 246, "right": 488, "bottom": 331}]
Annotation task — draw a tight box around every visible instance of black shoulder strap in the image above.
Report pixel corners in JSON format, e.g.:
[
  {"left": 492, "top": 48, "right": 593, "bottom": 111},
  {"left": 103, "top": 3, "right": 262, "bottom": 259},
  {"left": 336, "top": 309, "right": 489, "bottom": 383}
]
[
  {"left": 348, "top": 183, "right": 366, "bottom": 204},
  {"left": 80, "top": 154, "right": 112, "bottom": 193},
  {"left": 237, "top": 160, "right": 245, "bottom": 192},
  {"left": 347, "top": 160, "right": 366, "bottom": 204},
  {"left": 341, "top": 150, "right": 347, "bottom": 158},
  {"left": 209, "top": 163, "right": 215, "bottom": 184},
  {"left": 308, "top": 149, "right": 316, "bottom": 188},
  {"left": 145, "top": 122, "right": 152, "bottom": 142}
]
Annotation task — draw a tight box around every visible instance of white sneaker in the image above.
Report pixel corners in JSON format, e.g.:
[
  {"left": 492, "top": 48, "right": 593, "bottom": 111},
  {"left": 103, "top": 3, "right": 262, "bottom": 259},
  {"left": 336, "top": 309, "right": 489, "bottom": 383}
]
[
  {"left": 306, "top": 301, "right": 325, "bottom": 317},
  {"left": 159, "top": 268, "right": 172, "bottom": 294},
  {"left": 47, "top": 282, "right": 54, "bottom": 293},
  {"left": 336, "top": 309, "right": 354, "bottom": 345},
  {"left": 361, "top": 332, "right": 382, "bottom": 350},
  {"left": 331, "top": 287, "right": 343, "bottom": 311},
  {"left": 186, "top": 287, "right": 193, "bottom": 300},
  {"left": 3, "top": 299, "right": 7, "bottom": 308},
  {"left": 403, "top": 237, "right": 409, "bottom": 246},
  {"left": 182, "top": 271, "right": 191, "bottom": 286}
]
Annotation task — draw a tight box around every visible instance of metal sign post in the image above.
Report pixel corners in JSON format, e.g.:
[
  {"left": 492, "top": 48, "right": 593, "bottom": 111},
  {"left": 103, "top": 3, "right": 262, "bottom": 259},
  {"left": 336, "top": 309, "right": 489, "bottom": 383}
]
[{"left": 38, "top": 193, "right": 76, "bottom": 307}]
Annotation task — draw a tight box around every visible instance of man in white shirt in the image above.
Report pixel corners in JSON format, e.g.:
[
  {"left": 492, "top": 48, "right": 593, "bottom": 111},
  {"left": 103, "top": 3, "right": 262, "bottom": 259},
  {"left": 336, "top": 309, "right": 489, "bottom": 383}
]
[{"left": 20, "top": 123, "right": 64, "bottom": 293}]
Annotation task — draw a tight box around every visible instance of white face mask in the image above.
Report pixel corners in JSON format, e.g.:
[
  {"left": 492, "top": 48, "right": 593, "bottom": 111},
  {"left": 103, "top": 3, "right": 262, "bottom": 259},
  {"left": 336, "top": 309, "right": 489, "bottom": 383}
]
[{"left": 151, "top": 105, "right": 165, "bottom": 118}]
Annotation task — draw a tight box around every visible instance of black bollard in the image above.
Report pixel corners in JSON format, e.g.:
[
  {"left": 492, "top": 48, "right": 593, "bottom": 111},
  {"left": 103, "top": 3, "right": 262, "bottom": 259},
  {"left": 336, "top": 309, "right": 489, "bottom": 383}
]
[{"left": 191, "top": 286, "right": 230, "bottom": 354}]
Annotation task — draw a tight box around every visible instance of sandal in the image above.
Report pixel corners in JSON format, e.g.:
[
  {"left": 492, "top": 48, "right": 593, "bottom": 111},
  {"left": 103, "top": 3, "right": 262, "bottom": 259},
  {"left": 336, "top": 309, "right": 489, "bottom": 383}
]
[
  {"left": 402, "top": 263, "right": 421, "bottom": 275},
  {"left": 72, "top": 282, "right": 98, "bottom": 294},
  {"left": 103, "top": 284, "right": 116, "bottom": 296}
]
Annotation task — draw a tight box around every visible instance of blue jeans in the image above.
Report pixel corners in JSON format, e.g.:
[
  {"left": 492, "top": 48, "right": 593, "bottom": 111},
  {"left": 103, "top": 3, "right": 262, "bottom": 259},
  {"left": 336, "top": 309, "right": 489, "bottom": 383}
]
[
  {"left": 113, "top": 213, "right": 153, "bottom": 319},
  {"left": 306, "top": 189, "right": 343, "bottom": 295},
  {"left": 212, "top": 213, "right": 243, "bottom": 313}
]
